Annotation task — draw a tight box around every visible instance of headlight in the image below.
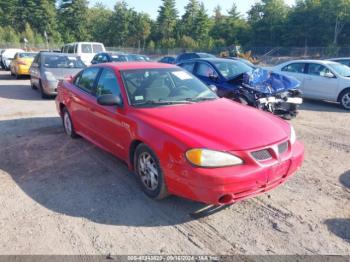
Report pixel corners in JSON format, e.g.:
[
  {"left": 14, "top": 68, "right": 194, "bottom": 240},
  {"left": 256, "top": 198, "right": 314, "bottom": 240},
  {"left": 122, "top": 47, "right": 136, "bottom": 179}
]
[
  {"left": 44, "top": 71, "right": 56, "bottom": 81},
  {"left": 290, "top": 125, "right": 296, "bottom": 145},
  {"left": 186, "top": 149, "right": 243, "bottom": 168}
]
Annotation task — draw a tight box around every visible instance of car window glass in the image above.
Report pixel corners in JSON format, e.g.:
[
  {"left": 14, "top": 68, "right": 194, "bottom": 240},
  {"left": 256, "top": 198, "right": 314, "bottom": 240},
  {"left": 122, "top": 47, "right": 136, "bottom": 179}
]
[
  {"left": 307, "top": 63, "right": 330, "bottom": 77},
  {"left": 68, "top": 45, "right": 74, "bottom": 53},
  {"left": 93, "top": 44, "right": 104, "bottom": 53},
  {"left": 82, "top": 44, "right": 93, "bottom": 54},
  {"left": 96, "top": 69, "right": 121, "bottom": 97},
  {"left": 101, "top": 55, "right": 109, "bottom": 62},
  {"left": 77, "top": 67, "right": 100, "bottom": 92},
  {"left": 196, "top": 63, "right": 217, "bottom": 77},
  {"left": 282, "top": 63, "right": 305, "bottom": 73},
  {"left": 181, "top": 62, "right": 195, "bottom": 73}
]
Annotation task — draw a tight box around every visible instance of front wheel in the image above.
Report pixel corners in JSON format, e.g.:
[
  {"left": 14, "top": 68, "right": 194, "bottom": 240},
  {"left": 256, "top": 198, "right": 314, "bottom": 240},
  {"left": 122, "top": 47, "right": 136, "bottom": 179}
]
[
  {"left": 62, "top": 108, "right": 79, "bottom": 139},
  {"left": 134, "top": 144, "right": 169, "bottom": 200},
  {"left": 339, "top": 89, "right": 350, "bottom": 110}
]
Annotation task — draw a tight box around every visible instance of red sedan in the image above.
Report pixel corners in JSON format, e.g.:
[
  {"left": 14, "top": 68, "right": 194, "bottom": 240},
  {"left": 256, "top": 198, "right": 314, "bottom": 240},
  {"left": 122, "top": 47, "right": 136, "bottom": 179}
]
[{"left": 56, "top": 62, "right": 304, "bottom": 205}]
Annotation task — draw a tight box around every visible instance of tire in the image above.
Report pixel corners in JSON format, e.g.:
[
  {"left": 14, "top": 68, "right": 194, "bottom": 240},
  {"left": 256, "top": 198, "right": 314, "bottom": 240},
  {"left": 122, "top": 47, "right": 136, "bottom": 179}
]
[
  {"left": 30, "top": 77, "right": 37, "bottom": 90},
  {"left": 39, "top": 80, "right": 50, "bottom": 99},
  {"left": 339, "top": 89, "right": 350, "bottom": 110},
  {"left": 134, "top": 144, "right": 169, "bottom": 200},
  {"left": 62, "top": 108, "right": 79, "bottom": 139}
]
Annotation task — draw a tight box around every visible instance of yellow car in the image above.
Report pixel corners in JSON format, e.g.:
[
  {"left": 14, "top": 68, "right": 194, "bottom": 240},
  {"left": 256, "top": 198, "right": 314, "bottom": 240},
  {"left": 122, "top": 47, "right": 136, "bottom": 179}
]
[{"left": 10, "top": 52, "right": 37, "bottom": 78}]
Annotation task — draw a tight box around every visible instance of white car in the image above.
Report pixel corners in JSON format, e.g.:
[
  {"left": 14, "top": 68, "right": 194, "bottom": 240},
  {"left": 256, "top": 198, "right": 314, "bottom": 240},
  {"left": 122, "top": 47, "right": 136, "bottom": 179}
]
[
  {"left": 1, "top": 48, "right": 24, "bottom": 70},
  {"left": 273, "top": 60, "right": 350, "bottom": 110},
  {"left": 61, "top": 42, "right": 105, "bottom": 66}
]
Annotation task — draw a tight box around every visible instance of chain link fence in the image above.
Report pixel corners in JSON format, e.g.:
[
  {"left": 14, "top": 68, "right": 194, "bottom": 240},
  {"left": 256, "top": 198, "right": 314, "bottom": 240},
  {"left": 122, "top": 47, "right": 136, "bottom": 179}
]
[{"left": 3, "top": 42, "right": 350, "bottom": 65}]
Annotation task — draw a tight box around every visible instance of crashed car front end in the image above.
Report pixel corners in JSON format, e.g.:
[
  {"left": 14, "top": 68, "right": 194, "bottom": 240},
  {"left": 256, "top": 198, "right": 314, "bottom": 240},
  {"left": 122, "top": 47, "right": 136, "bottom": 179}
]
[{"left": 241, "top": 68, "right": 303, "bottom": 119}]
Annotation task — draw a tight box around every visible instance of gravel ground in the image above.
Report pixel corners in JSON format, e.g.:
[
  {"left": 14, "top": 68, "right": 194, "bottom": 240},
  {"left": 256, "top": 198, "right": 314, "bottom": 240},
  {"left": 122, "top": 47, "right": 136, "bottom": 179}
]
[{"left": 0, "top": 70, "right": 349, "bottom": 255}]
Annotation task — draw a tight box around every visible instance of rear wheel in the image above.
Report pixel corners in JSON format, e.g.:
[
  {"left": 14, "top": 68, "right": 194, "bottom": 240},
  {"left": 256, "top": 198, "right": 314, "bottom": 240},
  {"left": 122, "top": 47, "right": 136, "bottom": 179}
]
[
  {"left": 134, "top": 144, "right": 169, "bottom": 200},
  {"left": 62, "top": 108, "right": 79, "bottom": 139},
  {"left": 339, "top": 89, "right": 350, "bottom": 110}
]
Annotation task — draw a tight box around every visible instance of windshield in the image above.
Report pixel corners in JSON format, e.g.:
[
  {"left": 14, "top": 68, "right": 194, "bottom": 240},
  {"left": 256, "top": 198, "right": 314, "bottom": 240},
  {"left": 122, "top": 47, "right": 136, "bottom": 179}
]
[
  {"left": 19, "top": 53, "right": 37, "bottom": 58},
  {"left": 328, "top": 63, "right": 350, "bottom": 77},
  {"left": 121, "top": 68, "right": 217, "bottom": 106},
  {"left": 213, "top": 60, "right": 253, "bottom": 79},
  {"left": 43, "top": 55, "right": 86, "bottom": 69}
]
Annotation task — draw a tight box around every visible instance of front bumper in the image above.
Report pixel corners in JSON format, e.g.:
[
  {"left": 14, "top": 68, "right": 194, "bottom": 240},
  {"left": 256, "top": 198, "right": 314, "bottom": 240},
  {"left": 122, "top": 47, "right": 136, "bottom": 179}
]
[
  {"left": 42, "top": 79, "right": 59, "bottom": 95},
  {"left": 167, "top": 141, "right": 304, "bottom": 205}
]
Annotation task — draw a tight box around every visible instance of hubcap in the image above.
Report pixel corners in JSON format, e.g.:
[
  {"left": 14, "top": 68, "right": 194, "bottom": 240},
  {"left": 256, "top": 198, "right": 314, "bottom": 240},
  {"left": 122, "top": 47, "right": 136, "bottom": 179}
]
[
  {"left": 138, "top": 152, "right": 159, "bottom": 191},
  {"left": 64, "top": 112, "right": 72, "bottom": 136},
  {"left": 341, "top": 92, "right": 350, "bottom": 109}
]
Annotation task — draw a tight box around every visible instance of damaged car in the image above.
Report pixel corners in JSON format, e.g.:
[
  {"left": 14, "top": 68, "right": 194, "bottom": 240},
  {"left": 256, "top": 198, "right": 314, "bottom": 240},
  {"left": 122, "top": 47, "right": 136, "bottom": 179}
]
[{"left": 178, "top": 58, "right": 303, "bottom": 119}]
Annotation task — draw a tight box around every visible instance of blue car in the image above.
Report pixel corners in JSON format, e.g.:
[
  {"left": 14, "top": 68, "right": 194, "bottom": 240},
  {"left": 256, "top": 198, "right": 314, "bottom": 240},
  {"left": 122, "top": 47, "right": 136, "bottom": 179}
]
[{"left": 178, "top": 58, "right": 303, "bottom": 119}]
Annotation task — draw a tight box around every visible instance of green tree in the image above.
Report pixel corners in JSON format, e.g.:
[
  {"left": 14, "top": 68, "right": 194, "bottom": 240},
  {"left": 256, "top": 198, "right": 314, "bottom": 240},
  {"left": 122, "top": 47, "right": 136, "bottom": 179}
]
[
  {"left": 58, "top": 0, "right": 90, "bottom": 42},
  {"left": 180, "top": 0, "right": 200, "bottom": 37},
  {"left": 248, "top": 0, "right": 290, "bottom": 46},
  {"left": 156, "top": 0, "right": 178, "bottom": 41},
  {"left": 87, "top": 3, "right": 113, "bottom": 43}
]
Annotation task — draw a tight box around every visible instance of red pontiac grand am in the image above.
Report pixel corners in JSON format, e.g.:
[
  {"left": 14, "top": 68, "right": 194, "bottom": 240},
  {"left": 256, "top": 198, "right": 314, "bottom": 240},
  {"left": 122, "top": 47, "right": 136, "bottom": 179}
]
[{"left": 56, "top": 62, "right": 304, "bottom": 205}]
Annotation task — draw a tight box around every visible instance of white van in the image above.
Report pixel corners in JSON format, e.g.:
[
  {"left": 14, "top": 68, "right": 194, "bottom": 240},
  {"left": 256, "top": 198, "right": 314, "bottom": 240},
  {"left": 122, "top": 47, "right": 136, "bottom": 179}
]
[{"left": 61, "top": 42, "right": 106, "bottom": 66}]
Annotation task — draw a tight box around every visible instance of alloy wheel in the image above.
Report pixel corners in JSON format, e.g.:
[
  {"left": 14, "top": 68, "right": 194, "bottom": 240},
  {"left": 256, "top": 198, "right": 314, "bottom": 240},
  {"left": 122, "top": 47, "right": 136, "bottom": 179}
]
[
  {"left": 341, "top": 92, "right": 350, "bottom": 110},
  {"left": 138, "top": 152, "right": 159, "bottom": 191},
  {"left": 64, "top": 112, "right": 72, "bottom": 136}
]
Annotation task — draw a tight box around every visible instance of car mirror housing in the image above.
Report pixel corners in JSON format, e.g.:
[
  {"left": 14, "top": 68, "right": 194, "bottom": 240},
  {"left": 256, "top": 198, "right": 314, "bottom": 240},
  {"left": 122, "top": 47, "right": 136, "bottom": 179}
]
[
  {"left": 97, "top": 94, "right": 123, "bottom": 107},
  {"left": 209, "top": 74, "right": 219, "bottom": 81}
]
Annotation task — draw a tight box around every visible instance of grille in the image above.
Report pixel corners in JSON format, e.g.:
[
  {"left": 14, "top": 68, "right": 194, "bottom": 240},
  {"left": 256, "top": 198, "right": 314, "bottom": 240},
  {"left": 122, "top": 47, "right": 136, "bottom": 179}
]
[
  {"left": 251, "top": 149, "right": 272, "bottom": 161},
  {"left": 278, "top": 141, "right": 289, "bottom": 154}
]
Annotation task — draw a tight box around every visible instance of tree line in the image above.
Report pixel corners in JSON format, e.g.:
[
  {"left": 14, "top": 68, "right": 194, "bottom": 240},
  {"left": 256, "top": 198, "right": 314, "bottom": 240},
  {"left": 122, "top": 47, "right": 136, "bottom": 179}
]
[{"left": 1, "top": 0, "right": 350, "bottom": 50}]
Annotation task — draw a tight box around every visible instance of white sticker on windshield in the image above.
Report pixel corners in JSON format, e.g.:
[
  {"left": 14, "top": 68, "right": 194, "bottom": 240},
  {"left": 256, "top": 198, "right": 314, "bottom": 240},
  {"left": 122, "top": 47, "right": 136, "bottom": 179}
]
[
  {"left": 172, "top": 71, "right": 193, "bottom": 80},
  {"left": 135, "top": 96, "right": 144, "bottom": 101}
]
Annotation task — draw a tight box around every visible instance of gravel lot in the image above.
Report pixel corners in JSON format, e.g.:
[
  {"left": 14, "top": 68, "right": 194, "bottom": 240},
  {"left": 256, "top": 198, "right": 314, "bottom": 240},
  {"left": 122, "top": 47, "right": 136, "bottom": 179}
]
[{"left": 0, "top": 70, "right": 349, "bottom": 255}]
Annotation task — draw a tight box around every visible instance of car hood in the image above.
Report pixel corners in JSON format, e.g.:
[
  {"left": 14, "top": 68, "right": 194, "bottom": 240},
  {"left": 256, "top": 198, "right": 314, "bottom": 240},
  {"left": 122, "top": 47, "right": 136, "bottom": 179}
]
[
  {"left": 134, "top": 99, "right": 290, "bottom": 151},
  {"left": 44, "top": 68, "right": 83, "bottom": 80},
  {"left": 230, "top": 68, "right": 301, "bottom": 95}
]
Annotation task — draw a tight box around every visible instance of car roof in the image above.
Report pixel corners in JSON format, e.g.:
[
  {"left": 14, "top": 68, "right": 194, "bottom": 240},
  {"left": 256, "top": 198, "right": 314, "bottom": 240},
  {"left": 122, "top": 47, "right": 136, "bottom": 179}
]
[
  {"left": 92, "top": 62, "right": 177, "bottom": 71},
  {"left": 280, "top": 59, "right": 339, "bottom": 65},
  {"left": 183, "top": 58, "right": 238, "bottom": 63},
  {"left": 328, "top": 57, "right": 350, "bottom": 60},
  {"left": 41, "top": 52, "right": 80, "bottom": 56}
]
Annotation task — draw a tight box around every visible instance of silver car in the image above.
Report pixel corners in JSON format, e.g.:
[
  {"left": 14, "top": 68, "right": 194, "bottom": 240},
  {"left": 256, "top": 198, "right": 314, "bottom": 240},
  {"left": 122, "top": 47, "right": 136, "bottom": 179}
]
[{"left": 30, "top": 52, "right": 86, "bottom": 98}]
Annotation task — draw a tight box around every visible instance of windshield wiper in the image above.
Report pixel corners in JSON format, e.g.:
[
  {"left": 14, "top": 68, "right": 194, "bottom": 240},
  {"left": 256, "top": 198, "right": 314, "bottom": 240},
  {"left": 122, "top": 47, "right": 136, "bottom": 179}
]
[
  {"left": 186, "top": 97, "right": 217, "bottom": 102},
  {"left": 133, "top": 100, "right": 194, "bottom": 107}
]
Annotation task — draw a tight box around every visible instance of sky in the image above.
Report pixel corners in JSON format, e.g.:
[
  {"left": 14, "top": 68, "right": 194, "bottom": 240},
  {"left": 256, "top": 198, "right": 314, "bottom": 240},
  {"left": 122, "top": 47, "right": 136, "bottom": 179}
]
[{"left": 89, "top": 0, "right": 296, "bottom": 19}]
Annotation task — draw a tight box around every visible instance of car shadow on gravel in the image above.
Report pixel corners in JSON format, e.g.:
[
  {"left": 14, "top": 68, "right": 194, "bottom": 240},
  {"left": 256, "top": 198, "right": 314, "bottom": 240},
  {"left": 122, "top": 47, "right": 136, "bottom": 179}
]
[
  {"left": 0, "top": 117, "right": 224, "bottom": 227},
  {"left": 339, "top": 170, "right": 350, "bottom": 189},
  {"left": 300, "top": 99, "right": 348, "bottom": 113},
  {"left": 325, "top": 219, "right": 350, "bottom": 243}
]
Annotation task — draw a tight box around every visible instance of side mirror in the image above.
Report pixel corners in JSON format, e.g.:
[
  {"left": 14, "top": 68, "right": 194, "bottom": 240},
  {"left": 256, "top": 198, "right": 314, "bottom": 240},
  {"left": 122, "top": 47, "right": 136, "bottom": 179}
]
[
  {"left": 208, "top": 85, "right": 218, "bottom": 93},
  {"left": 97, "top": 94, "right": 123, "bottom": 107},
  {"left": 209, "top": 74, "right": 219, "bottom": 81},
  {"left": 324, "top": 72, "right": 335, "bottom": 78}
]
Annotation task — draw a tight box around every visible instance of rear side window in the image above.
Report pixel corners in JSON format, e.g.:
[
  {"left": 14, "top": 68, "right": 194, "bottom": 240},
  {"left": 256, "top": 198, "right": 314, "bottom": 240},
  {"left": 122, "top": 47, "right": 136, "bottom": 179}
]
[
  {"left": 96, "top": 69, "right": 121, "bottom": 97},
  {"left": 82, "top": 44, "right": 93, "bottom": 53},
  {"left": 282, "top": 63, "right": 305, "bottom": 73},
  {"left": 196, "top": 62, "right": 217, "bottom": 77},
  {"left": 93, "top": 44, "right": 104, "bottom": 53},
  {"left": 68, "top": 45, "right": 74, "bottom": 53},
  {"left": 180, "top": 62, "right": 195, "bottom": 73},
  {"left": 77, "top": 67, "right": 100, "bottom": 92}
]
